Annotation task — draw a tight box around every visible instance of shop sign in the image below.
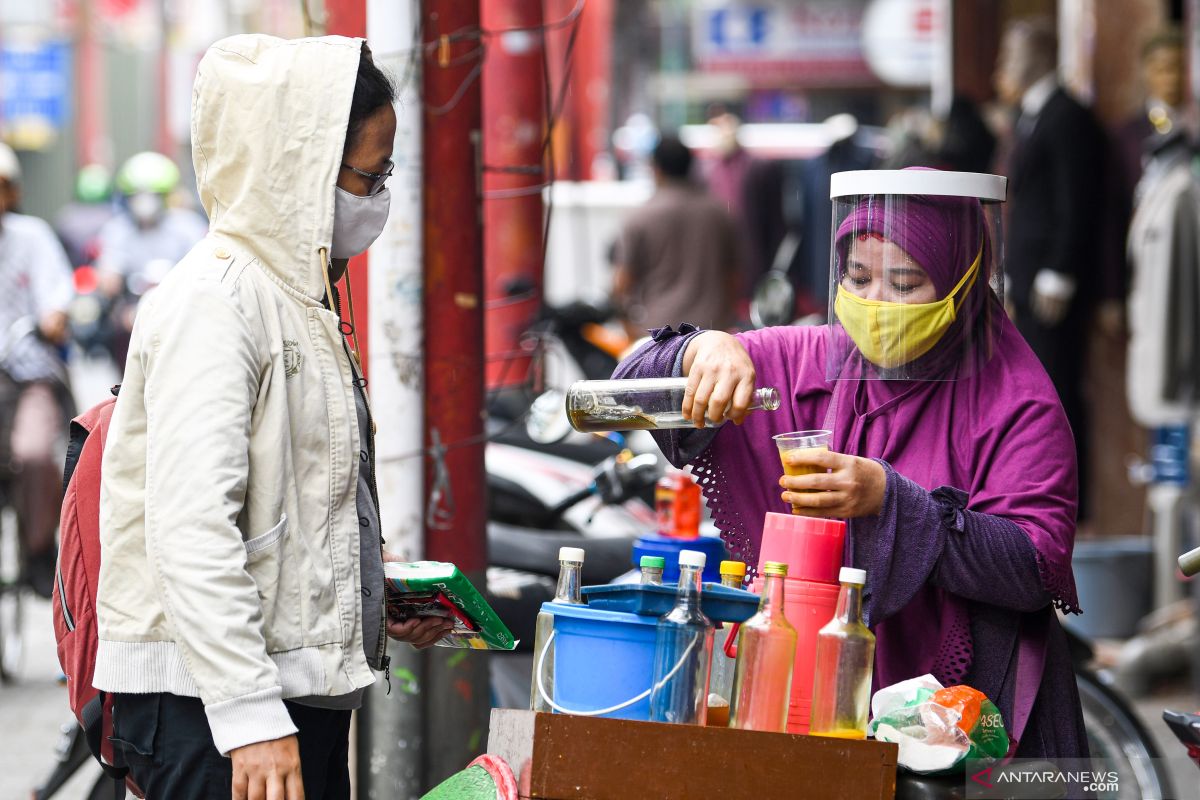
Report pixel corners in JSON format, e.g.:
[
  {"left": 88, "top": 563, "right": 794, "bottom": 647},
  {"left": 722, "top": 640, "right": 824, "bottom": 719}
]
[
  {"left": 0, "top": 40, "right": 71, "bottom": 150},
  {"left": 860, "top": 0, "right": 946, "bottom": 88},
  {"left": 692, "top": 0, "right": 876, "bottom": 87}
]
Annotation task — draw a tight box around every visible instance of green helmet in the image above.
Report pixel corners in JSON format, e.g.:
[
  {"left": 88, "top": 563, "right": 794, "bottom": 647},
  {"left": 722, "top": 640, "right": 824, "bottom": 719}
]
[
  {"left": 116, "top": 151, "right": 179, "bottom": 196},
  {"left": 76, "top": 163, "right": 112, "bottom": 203}
]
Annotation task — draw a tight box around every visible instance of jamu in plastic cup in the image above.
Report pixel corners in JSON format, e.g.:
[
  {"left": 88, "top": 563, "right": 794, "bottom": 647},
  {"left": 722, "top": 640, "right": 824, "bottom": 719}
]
[{"left": 773, "top": 430, "right": 832, "bottom": 514}]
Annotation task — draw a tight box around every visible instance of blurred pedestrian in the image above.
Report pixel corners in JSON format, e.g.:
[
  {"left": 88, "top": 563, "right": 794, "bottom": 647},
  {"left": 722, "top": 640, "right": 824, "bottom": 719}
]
[
  {"left": 94, "top": 35, "right": 450, "bottom": 800},
  {"left": 702, "top": 112, "right": 759, "bottom": 303},
  {"left": 885, "top": 98, "right": 996, "bottom": 174},
  {"left": 54, "top": 163, "right": 117, "bottom": 268},
  {"left": 94, "top": 151, "right": 207, "bottom": 368},
  {"left": 0, "top": 142, "right": 75, "bottom": 600},
  {"left": 995, "top": 16, "right": 1106, "bottom": 522},
  {"left": 613, "top": 134, "right": 740, "bottom": 336},
  {"left": 96, "top": 151, "right": 208, "bottom": 295}
]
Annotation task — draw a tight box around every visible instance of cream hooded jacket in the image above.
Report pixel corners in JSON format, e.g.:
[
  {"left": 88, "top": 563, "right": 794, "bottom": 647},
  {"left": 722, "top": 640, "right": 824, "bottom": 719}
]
[{"left": 93, "top": 35, "right": 384, "bottom": 755}]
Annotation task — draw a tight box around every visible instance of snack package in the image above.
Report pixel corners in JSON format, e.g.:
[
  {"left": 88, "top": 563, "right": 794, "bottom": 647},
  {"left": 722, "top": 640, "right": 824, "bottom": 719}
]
[
  {"left": 385, "top": 561, "right": 518, "bottom": 650},
  {"left": 868, "top": 674, "right": 1009, "bottom": 774}
]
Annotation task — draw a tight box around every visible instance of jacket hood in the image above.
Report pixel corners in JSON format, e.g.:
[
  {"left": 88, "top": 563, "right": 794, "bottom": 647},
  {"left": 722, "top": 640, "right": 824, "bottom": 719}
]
[{"left": 192, "top": 34, "right": 363, "bottom": 301}]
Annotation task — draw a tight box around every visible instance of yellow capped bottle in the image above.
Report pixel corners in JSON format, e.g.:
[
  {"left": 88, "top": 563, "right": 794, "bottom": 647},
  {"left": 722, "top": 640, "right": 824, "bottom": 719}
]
[
  {"left": 707, "top": 560, "right": 747, "bottom": 726},
  {"left": 809, "top": 567, "right": 875, "bottom": 739},
  {"left": 729, "top": 561, "right": 796, "bottom": 732}
]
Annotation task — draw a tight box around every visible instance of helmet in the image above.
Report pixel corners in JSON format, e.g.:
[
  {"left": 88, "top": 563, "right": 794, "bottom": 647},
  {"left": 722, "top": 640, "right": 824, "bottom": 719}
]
[
  {"left": 116, "top": 152, "right": 179, "bottom": 196},
  {"left": 76, "top": 164, "right": 113, "bottom": 203},
  {"left": 0, "top": 142, "right": 20, "bottom": 183}
]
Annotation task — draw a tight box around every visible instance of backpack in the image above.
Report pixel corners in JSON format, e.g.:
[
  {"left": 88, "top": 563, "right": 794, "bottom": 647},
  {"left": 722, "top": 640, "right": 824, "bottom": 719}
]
[{"left": 51, "top": 387, "right": 132, "bottom": 793}]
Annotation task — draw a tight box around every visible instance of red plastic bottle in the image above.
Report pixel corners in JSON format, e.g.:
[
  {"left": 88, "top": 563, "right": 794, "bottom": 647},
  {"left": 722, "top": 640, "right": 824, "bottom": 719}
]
[{"left": 655, "top": 470, "right": 701, "bottom": 539}]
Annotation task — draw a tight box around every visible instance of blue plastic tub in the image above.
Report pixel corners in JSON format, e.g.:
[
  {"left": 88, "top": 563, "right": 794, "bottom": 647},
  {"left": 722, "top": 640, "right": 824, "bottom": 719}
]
[
  {"left": 543, "top": 602, "right": 658, "bottom": 721},
  {"left": 632, "top": 534, "right": 727, "bottom": 583},
  {"left": 582, "top": 582, "right": 759, "bottom": 623}
]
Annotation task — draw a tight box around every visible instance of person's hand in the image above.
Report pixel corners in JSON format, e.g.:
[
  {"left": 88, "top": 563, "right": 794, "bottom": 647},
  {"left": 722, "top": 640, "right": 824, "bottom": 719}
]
[
  {"left": 680, "top": 330, "right": 757, "bottom": 427},
  {"left": 231, "top": 736, "right": 304, "bottom": 800},
  {"left": 38, "top": 311, "right": 69, "bottom": 345},
  {"left": 779, "top": 449, "right": 886, "bottom": 518},
  {"left": 382, "top": 550, "right": 455, "bottom": 648},
  {"left": 1031, "top": 287, "right": 1070, "bottom": 326},
  {"left": 387, "top": 615, "right": 456, "bottom": 648}
]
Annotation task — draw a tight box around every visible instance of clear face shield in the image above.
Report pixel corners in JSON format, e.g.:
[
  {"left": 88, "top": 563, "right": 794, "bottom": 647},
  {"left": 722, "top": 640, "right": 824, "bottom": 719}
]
[{"left": 826, "top": 170, "right": 1007, "bottom": 381}]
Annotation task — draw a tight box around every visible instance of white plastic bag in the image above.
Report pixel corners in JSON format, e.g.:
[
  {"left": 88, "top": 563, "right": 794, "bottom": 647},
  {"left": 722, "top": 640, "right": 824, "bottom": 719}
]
[{"left": 869, "top": 674, "right": 972, "bottom": 774}]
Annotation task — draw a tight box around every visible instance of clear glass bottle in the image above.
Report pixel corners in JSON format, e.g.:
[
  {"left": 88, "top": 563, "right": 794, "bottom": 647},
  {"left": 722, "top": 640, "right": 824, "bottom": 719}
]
[
  {"left": 809, "top": 567, "right": 875, "bottom": 739},
  {"left": 649, "top": 550, "right": 715, "bottom": 725},
  {"left": 707, "top": 561, "right": 747, "bottom": 727},
  {"left": 730, "top": 562, "right": 797, "bottom": 732},
  {"left": 566, "top": 377, "right": 780, "bottom": 433},
  {"left": 530, "top": 547, "right": 585, "bottom": 713},
  {"left": 640, "top": 555, "right": 665, "bottom": 585}
]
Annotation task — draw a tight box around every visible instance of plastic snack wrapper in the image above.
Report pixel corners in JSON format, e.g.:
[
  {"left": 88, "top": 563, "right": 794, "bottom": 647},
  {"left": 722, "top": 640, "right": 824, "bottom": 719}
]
[
  {"left": 385, "top": 561, "right": 518, "bottom": 650},
  {"left": 868, "top": 674, "right": 1009, "bottom": 774}
]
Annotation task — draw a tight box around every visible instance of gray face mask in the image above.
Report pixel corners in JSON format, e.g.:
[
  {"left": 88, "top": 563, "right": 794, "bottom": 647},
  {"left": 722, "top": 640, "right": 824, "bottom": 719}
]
[{"left": 330, "top": 186, "right": 390, "bottom": 259}]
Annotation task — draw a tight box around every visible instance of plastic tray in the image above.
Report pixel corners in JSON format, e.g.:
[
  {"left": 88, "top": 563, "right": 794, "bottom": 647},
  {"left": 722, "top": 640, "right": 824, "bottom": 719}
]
[{"left": 581, "top": 582, "right": 759, "bottom": 623}]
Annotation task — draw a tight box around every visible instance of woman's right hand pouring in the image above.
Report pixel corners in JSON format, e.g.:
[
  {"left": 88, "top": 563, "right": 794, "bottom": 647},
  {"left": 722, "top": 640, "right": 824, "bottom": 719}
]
[{"left": 681, "top": 331, "right": 758, "bottom": 427}]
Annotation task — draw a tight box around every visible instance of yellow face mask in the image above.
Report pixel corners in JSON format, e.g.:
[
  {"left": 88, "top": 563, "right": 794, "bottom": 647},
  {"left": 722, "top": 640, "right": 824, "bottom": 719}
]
[{"left": 833, "top": 249, "right": 981, "bottom": 369}]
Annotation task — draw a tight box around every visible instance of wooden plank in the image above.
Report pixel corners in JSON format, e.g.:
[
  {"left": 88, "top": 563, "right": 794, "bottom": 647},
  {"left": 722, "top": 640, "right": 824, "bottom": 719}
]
[{"left": 488, "top": 709, "right": 898, "bottom": 800}]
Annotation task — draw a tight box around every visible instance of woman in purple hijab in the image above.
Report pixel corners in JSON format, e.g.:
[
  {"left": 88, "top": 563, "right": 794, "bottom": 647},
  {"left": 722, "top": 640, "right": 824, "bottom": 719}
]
[{"left": 614, "top": 170, "right": 1087, "bottom": 758}]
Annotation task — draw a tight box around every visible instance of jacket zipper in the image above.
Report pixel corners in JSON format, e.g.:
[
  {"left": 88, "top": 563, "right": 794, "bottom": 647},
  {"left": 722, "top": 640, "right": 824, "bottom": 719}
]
[{"left": 57, "top": 568, "right": 75, "bottom": 631}]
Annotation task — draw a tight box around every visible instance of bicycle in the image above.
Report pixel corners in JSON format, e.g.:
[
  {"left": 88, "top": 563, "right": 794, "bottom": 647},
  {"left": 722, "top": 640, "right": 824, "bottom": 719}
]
[{"left": 0, "top": 470, "right": 25, "bottom": 683}]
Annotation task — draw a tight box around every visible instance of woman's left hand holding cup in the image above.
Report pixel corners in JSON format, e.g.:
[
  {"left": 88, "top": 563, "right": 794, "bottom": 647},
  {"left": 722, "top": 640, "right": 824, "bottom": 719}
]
[{"left": 779, "top": 449, "right": 886, "bottom": 519}]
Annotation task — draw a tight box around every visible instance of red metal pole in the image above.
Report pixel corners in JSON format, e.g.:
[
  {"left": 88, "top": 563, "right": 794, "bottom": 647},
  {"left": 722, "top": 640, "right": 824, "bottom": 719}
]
[
  {"left": 421, "top": 0, "right": 489, "bottom": 782},
  {"left": 482, "top": 0, "right": 545, "bottom": 390},
  {"left": 325, "top": 0, "right": 371, "bottom": 379},
  {"left": 572, "top": 0, "right": 614, "bottom": 180},
  {"left": 421, "top": 0, "right": 485, "bottom": 571},
  {"left": 76, "top": 0, "right": 105, "bottom": 167}
]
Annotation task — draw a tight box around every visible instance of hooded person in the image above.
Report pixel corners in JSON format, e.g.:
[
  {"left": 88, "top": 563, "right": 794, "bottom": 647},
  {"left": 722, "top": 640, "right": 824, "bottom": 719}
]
[
  {"left": 94, "top": 35, "right": 451, "bottom": 799},
  {"left": 614, "top": 169, "right": 1088, "bottom": 759}
]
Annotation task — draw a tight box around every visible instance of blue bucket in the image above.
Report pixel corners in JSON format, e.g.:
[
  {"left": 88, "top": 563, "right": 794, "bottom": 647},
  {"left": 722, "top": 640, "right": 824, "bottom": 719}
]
[{"left": 542, "top": 602, "right": 658, "bottom": 721}]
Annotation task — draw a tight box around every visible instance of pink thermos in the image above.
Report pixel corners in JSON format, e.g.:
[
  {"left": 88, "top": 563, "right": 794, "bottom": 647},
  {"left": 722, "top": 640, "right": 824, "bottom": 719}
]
[{"left": 750, "top": 512, "right": 846, "bottom": 734}]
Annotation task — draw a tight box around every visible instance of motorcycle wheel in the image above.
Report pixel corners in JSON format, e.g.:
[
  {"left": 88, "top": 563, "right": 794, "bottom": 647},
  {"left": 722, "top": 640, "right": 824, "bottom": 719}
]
[{"left": 1077, "top": 668, "right": 1173, "bottom": 799}]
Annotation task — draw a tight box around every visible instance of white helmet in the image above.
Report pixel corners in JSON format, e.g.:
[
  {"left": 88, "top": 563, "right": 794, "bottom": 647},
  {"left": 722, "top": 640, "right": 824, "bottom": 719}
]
[{"left": 0, "top": 143, "right": 21, "bottom": 183}]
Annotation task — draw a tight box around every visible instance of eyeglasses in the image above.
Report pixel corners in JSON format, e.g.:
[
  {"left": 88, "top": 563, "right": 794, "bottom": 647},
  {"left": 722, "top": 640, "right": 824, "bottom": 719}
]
[{"left": 340, "top": 159, "right": 394, "bottom": 196}]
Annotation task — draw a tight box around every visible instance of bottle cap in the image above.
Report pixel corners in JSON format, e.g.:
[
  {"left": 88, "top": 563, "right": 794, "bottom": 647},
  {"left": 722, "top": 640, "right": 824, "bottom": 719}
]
[
  {"left": 640, "top": 555, "right": 666, "bottom": 570},
  {"left": 719, "top": 560, "right": 746, "bottom": 578},
  {"left": 761, "top": 561, "right": 789, "bottom": 577},
  {"left": 678, "top": 549, "right": 707, "bottom": 569},
  {"left": 839, "top": 567, "right": 866, "bottom": 585},
  {"left": 558, "top": 547, "right": 585, "bottom": 563}
]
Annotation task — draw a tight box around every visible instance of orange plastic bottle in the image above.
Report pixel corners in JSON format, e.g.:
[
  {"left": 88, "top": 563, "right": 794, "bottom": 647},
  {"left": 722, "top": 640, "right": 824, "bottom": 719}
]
[{"left": 655, "top": 469, "right": 701, "bottom": 539}]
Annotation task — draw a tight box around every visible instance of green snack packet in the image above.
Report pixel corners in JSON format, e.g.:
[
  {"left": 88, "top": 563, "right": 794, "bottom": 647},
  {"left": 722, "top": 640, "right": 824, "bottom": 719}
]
[
  {"left": 384, "top": 561, "right": 518, "bottom": 650},
  {"left": 965, "top": 697, "right": 1009, "bottom": 761}
]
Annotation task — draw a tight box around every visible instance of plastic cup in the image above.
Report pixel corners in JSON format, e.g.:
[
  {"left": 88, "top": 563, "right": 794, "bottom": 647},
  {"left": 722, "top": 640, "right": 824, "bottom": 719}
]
[{"left": 773, "top": 430, "right": 832, "bottom": 514}]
